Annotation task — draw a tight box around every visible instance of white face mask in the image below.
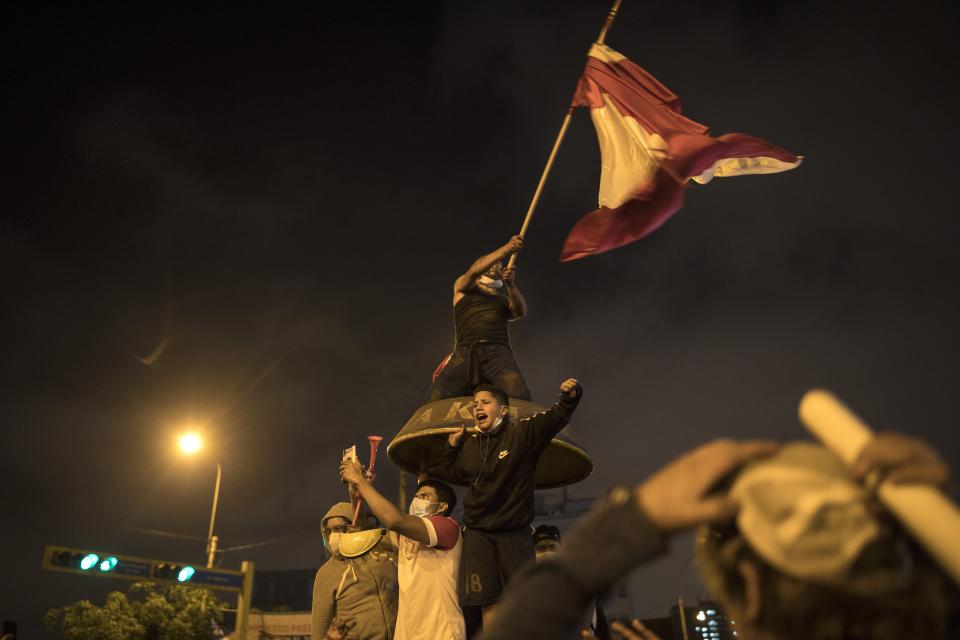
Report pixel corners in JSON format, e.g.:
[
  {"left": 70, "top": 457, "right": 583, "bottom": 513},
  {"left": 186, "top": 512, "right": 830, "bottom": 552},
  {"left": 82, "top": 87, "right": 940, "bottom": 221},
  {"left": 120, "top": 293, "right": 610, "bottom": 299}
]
[
  {"left": 478, "top": 275, "right": 503, "bottom": 289},
  {"left": 325, "top": 532, "right": 343, "bottom": 556},
  {"left": 485, "top": 415, "right": 504, "bottom": 433},
  {"left": 409, "top": 497, "right": 438, "bottom": 518}
]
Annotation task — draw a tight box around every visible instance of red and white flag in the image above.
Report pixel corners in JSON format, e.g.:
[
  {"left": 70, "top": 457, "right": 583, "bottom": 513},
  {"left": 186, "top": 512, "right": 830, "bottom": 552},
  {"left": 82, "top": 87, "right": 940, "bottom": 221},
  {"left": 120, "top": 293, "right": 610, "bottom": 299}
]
[{"left": 560, "top": 44, "right": 801, "bottom": 261}]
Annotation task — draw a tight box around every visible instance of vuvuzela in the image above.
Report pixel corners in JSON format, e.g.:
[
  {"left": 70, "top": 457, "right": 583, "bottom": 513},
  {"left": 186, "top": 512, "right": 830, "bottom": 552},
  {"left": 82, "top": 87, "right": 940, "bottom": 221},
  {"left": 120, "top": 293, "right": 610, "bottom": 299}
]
[
  {"left": 368, "top": 435, "right": 383, "bottom": 475},
  {"left": 351, "top": 435, "right": 385, "bottom": 527}
]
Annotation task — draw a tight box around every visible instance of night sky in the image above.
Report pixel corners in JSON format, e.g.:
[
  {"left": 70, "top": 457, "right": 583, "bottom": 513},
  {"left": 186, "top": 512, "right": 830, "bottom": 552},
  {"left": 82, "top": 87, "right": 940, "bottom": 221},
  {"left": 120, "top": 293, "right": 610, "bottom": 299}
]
[{"left": 3, "top": 1, "right": 960, "bottom": 637}]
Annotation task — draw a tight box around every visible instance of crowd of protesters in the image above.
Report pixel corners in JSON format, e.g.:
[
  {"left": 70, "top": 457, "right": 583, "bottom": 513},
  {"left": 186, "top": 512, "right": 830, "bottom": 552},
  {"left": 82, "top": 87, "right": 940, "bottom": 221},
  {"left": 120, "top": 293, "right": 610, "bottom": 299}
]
[
  {"left": 313, "top": 383, "right": 957, "bottom": 639},
  {"left": 311, "top": 237, "right": 958, "bottom": 639}
]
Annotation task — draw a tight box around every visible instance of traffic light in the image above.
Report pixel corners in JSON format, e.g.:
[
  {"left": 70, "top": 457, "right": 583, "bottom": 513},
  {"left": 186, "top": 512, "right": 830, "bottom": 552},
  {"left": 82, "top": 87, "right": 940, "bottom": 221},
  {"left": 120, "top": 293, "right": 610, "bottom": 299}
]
[
  {"left": 43, "top": 547, "right": 255, "bottom": 640},
  {"left": 49, "top": 550, "right": 119, "bottom": 574},
  {"left": 44, "top": 547, "right": 151, "bottom": 581},
  {"left": 42, "top": 545, "right": 244, "bottom": 592},
  {"left": 153, "top": 563, "right": 196, "bottom": 583}
]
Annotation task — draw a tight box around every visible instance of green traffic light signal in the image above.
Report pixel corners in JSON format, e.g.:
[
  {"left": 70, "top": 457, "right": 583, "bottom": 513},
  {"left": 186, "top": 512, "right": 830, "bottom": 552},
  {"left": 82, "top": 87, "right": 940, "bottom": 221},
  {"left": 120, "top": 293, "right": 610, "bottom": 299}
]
[
  {"left": 44, "top": 545, "right": 246, "bottom": 593},
  {"left": 154, "top": 562, "right": 194, "bottom": 582}
]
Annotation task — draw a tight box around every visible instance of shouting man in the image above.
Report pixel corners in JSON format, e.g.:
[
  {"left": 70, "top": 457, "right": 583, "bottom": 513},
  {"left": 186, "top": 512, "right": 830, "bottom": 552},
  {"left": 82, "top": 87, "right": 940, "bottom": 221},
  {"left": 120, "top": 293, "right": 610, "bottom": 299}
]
[
  {"left": 426, "top": 235, "right": 531, "bottom": 402},
  {"left": 433, "top": 378, "right": 582, "bottom": 634}
]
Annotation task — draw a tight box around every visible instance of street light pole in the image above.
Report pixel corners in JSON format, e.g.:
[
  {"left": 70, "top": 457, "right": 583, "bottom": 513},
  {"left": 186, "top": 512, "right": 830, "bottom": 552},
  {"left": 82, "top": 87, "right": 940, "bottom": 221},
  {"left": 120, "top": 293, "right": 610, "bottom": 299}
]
[
  {"left": 236, "top": 560, "right": 255, "bottom": 640},
  {"left": 206, "top": 462, "right": 222, "bottom": 569}
]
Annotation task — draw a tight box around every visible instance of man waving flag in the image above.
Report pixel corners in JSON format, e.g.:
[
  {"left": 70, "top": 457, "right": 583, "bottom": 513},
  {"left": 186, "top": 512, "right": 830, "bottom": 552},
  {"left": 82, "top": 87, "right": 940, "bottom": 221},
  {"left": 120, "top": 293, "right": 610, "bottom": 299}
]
[{"left": 560, "top": 43, "right": 801, "bottom": 261}]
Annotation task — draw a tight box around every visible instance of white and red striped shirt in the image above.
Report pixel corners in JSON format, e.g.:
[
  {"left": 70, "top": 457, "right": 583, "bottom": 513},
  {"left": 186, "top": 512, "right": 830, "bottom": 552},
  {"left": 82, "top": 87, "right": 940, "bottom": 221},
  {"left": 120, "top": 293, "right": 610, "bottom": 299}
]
[{"left": 394, "top": 516, "right": 464, "bottom": 640}]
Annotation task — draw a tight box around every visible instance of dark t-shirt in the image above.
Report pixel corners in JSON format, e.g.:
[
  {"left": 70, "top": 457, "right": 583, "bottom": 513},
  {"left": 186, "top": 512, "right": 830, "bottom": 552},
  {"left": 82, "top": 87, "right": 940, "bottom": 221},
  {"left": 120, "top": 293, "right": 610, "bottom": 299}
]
[{"left": 454, "top": 288, "right": 511, "bottom": 347}]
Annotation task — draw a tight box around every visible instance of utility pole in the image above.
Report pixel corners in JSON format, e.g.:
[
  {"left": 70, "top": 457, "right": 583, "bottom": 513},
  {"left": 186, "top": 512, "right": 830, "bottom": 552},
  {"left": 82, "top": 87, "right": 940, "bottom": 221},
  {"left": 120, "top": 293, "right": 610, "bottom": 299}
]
[
  {"left": 206, "top": 463, "right": 223, "bottom": 568},
  {"left": 678, "top": 595, "right": 689, "bottom": 640},
  {"left": 235, "top": 560, "right": 254, "bottom": 640}
]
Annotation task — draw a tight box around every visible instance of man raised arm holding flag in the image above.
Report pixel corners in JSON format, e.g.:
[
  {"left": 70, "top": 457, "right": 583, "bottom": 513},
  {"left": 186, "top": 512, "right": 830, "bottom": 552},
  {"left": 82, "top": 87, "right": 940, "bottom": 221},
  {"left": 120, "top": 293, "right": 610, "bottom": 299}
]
[{"left": 425, "top": 235, "right": 532, "bottom": 403}]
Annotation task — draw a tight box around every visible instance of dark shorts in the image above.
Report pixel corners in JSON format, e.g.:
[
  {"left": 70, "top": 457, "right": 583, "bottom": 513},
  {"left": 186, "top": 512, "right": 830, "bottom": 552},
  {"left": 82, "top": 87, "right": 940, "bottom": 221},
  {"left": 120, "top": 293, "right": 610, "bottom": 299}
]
[
  {"left": 459, "top": 527, "right": 535, "bottom": 607},
  {"left": 426, "top": 343, "right": 532, "bottom": 403}
]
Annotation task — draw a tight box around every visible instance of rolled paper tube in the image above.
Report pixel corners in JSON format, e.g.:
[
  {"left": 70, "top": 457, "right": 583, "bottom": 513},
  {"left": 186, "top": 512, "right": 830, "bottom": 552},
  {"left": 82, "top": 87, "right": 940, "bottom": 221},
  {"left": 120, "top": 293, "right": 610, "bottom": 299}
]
[
  {"left": 799, "top": 389, "right": 960, "bottom": 586},
  {"left": 799, "top": 389, "right": 874, "bottom": 465}
]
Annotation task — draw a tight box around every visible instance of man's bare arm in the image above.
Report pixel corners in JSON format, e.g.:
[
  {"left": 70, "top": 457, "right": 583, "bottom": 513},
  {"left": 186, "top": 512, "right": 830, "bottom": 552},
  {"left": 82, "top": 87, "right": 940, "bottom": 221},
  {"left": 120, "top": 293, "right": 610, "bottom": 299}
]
[
  {"left": 502, "top": 266, "right": 527, "bottom": 320},
  {"left": 340, "top": 461, "right": 431, "bottom": 545},
  {"left": 453, "top": 236, "right": 524, "bottom": 303}
]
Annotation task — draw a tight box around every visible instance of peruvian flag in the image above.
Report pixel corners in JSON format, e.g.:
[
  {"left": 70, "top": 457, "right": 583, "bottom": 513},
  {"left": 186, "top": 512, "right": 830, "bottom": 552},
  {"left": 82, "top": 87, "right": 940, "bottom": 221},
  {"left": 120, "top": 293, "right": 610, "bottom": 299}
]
[{"left": 560, "top": 44, "right": 801, "bottom": 261}]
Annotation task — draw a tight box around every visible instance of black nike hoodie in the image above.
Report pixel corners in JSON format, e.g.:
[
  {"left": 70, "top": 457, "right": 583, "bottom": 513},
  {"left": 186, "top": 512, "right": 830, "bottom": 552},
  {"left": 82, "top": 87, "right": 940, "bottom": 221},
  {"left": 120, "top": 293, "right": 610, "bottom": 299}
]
[{"left": 435, "top": 386, "right": 582, "bottom": 531}]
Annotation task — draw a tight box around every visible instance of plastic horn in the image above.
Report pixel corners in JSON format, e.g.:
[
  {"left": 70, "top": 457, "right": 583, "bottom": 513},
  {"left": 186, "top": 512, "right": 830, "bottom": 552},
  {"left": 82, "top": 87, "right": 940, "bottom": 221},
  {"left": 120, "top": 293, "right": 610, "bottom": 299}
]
[
  {"left": 367, "top": 435, "right": 383, "bottom": 475},
  {"left": 351, "top": 497, "right": 363, "bottom": 527},
  {"left": 351, "top": 436, "right": 385, "bottom": 527},
  {"left": 799, "top": 389, "right": 960, "bottom": 586}
]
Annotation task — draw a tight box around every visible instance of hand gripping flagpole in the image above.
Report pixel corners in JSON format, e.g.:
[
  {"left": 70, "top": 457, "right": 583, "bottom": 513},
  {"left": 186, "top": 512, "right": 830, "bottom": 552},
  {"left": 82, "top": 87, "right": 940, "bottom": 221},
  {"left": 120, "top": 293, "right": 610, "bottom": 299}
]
[{"left": 507, "top": 0, "right": 623, "bottom": 269}]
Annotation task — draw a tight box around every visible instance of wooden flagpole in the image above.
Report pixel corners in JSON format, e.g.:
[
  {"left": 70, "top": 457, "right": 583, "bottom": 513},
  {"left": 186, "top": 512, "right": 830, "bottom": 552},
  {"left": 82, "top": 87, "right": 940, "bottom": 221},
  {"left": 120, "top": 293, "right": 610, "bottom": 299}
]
[{"left": 507, "top": 0, "right": 623, "bottom": 269}]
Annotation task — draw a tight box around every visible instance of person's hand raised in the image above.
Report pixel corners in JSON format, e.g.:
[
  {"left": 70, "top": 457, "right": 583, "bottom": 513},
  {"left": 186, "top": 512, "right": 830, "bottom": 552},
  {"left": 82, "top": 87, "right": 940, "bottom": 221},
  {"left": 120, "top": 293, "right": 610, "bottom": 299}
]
[
  {"left": 636, "top": 439, "right": 778, "bottom": 532},
  {"left": 853, "top": 432, "right": 950, "bottom": 488},
  {"left": 503, "top": 235, "right": 524, "bottom": 255},
  {"left": 560, "top": 378, "right": 580, "bottom": 398},
  {"left": 340, "top": 460, "right": 366, "bottom": 486}
]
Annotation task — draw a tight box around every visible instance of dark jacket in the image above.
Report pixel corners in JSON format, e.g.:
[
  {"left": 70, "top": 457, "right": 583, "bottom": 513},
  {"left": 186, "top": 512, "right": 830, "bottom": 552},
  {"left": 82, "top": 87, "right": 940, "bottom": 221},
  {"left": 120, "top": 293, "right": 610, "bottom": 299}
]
[{"left": 435, "top": 388, "right": 582, "bottom": 531}]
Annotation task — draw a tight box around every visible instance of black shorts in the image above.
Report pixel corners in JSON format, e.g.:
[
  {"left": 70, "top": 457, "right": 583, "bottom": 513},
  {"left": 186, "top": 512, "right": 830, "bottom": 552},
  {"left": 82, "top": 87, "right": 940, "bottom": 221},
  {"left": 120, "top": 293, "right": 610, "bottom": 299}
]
[
  {"left": 426, "top": 343, "right": 532, "bottom": 403},
  {"left": 459, "top": 527, "right": 535, "bottom": 607}
]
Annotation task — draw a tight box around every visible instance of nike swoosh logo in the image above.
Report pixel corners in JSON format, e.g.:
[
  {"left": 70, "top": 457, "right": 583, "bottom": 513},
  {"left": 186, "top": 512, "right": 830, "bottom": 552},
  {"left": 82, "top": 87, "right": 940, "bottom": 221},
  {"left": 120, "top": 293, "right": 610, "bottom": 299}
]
[{"left": 498, "top": 450, "right": 509, "bottom": 459}]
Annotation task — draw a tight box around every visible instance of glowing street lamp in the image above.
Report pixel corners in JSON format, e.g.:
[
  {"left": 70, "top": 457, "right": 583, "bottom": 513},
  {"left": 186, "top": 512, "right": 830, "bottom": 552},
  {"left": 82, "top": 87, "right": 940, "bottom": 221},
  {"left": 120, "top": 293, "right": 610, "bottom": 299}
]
[
  {"left": 178, "top": 432, "right": 203, "bottom": 455},
  {"left": 176, "top": 431, "right": 222, "bottom": 569}
]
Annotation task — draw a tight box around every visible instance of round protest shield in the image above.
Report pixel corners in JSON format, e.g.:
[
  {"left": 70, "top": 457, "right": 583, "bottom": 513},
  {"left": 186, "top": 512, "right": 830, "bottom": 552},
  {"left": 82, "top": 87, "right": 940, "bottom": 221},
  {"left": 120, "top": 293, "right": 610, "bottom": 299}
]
[{"left": 387, "top": 397, "right": 593, "bottom": 489}]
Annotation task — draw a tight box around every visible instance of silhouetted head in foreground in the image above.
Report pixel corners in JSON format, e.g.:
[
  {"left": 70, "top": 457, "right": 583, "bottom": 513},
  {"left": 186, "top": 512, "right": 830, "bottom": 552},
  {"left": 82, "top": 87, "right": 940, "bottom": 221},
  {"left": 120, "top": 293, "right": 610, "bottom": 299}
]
[{"left": 697, "top": 443, "right": 954, "bottom": 640}]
